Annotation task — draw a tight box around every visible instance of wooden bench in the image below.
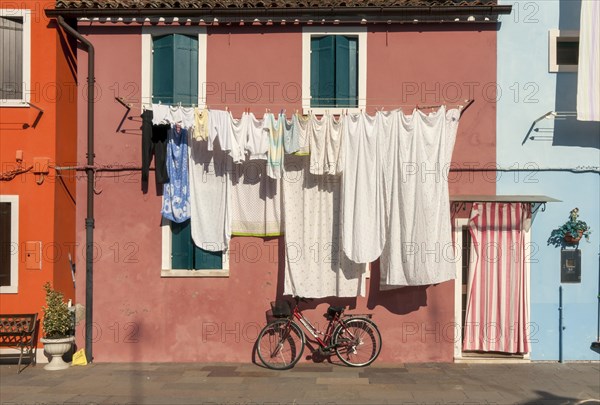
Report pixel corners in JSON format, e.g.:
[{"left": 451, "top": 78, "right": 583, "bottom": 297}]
[{"left": 0, "top": 314, "right": 38, "bottom": 373}]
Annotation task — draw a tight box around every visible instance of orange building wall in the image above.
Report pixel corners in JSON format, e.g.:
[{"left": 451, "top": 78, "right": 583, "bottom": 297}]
[{"left": 0, "top": 2, "right": 76, "bottom": 338}]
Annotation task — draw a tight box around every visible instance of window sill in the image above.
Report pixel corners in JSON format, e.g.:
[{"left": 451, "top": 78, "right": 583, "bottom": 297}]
[
  {"left": 161, "top": 269, "right": 229, "bottom": 278},
  {"left": 0, "top": 101, "right": 29, "bottom": 108}
]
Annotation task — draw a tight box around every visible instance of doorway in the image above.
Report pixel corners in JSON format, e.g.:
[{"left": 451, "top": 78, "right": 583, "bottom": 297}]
[{"left": 453, "top": 217, "right": 531, "bottom": 361}]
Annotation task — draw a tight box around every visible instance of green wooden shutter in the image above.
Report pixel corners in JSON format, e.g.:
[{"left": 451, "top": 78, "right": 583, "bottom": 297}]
[
  {"left": 152, "top": 34, "right": 198, "bottom": 105},
  {"left": 152, "top": 35, "right": 175, "bottom": 104},
  {"left": 173, "top": 34, "right": 198, "bottom": 105},
  {"left": 171, "top": 221, "right": 223, "bottom": 270},
  {"left": 311, "top": 36, "right": 335, "bottom": 108},
  {"left": 171, "top": 220, "right": 193, "bottom": 269},
  {"left": 335, "top": 36, "right": 358, "bottom": 108},
  {"left": 194, "top": 246, "right": 222, "bottom": 270}
]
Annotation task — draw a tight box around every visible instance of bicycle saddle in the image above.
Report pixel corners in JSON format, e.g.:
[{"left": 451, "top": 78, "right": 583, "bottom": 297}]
[{"left": 325, "top": 305, "right": 344, "bottom": 320}]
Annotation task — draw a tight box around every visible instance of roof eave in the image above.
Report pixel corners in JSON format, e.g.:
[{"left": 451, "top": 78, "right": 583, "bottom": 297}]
[{"left": 45, "top": 5, "right": 512, "bottom": 23}]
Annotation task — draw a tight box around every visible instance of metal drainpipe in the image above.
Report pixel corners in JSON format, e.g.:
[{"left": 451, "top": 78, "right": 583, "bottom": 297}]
[
  {"left": 559, "top": 286, "right": 564, "bottom": 363},
  {"left": 56, "top": 16, "right": 95, "bottom": 363}
]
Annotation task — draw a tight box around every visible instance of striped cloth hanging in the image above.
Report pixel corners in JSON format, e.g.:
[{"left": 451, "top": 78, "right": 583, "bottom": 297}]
[{"left": 463, "top": 202, "right": 531, "bottom": 354}]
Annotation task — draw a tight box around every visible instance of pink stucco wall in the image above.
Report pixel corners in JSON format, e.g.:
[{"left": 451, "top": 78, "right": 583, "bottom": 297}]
[{"left": 76, "top": 24, "right": 496, "bottom": 363}]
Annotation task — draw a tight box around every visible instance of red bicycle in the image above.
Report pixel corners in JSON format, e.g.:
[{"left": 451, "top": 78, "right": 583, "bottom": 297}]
[{"left": 255, "top": 297, "right": 382, "bottom": 370}]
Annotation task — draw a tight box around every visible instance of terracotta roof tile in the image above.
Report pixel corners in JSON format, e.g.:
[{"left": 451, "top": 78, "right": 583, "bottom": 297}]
[{"left": 55, "top": 0, "right": 499, "bottom": 9}]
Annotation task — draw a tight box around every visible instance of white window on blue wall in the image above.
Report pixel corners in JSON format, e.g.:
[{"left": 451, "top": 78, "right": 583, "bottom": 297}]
[
  {"left": 549, "top": 29, "right": 579, "bottom": 73},
  {"left": 142, "top": 27, "right": 227, "bottom": 277},
  {"left": 0, "top": 9, "right": 30, "bottom": 106},
  {"left": 302, "top": 27, "right": 367, "bottom": 114}
]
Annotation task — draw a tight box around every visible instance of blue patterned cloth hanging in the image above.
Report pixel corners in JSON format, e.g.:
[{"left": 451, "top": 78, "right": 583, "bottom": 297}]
[{"left": 161, "top": 125, "right": 191, "bottom": 223}]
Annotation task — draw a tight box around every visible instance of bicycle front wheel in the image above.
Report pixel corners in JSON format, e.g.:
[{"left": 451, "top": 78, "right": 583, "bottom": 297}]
[
  {"left": 256, "top": 319, "right": 305, "bottom": 370},
  {"left": 333, "top": 317, "right": 382, "bottom": 367}
]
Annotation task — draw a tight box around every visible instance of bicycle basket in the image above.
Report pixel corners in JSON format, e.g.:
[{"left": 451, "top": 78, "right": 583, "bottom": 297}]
[{"left": 270, "top": 301, "right": 291, "bottom": 318}]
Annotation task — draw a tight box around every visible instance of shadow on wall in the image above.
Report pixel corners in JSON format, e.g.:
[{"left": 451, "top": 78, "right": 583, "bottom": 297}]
[
  {"left": 553, "top": 76, "right": 600, "bottom": 149},
  {"left": 553, "top": 0, "right": 600, "bottom": 149},
  {"left": 367, "top": 260, "right": 428, "bottom": 315},
  {"left": 274, "top": 239, "right": 428, "bottom": 316}
]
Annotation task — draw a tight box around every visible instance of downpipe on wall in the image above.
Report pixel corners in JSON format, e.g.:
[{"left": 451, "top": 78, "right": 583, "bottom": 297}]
[
  {"left": 55, "top": 15, "right": 95, "bottom": 363},
  {"left": 559, "top": 285, "right": 564, "bottom": 363}
]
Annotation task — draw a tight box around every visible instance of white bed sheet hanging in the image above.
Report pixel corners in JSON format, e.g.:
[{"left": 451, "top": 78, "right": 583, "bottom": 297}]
[
  {"left": 188, "top": 136, "right": 231, "bottom": 252},
  {"left": 340, "top": 111, "right": 387, "bottom": 264},
  {"left": 283, "top": 154, "right": 366, "bottom": 298},
  {"left": 231, "top": 159, "right": 282, "bottom": 236},
  {"left": 379, "top": 107, "right": 460, "bottom": 287}
]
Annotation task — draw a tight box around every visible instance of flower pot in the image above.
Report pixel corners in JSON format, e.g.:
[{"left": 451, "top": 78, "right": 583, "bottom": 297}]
[
  {"left": 564, "top": 230, "right": 584, "bottom": 244},
  {"left": 40, "top": 336, "right": 75, "bottom": 370}
]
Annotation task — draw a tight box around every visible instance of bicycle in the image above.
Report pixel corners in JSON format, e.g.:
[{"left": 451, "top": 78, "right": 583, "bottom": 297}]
[{"left": 255, "top": 297, "right": 382, "bottom": 370}]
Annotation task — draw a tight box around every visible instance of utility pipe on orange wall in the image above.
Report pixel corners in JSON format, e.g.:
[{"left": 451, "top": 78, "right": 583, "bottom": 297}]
[{"left": 55, "top": 15, "right": 95, "bottom": 363}]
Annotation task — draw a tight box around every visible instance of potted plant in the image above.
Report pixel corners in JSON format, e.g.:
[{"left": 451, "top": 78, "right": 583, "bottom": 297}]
[
  {"left": 547, "top": 208, "right": 592, "bottom": 247},
  {"left": 40, "top": 282, "right": 75, "bottom": 370}
]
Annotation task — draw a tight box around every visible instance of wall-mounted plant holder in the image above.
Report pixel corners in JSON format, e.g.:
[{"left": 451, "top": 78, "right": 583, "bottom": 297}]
[{"left": 547, "top": 208, "right": 592, "bottom": 248}]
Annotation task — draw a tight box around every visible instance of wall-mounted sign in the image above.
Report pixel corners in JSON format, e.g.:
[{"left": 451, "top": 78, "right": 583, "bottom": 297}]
[{"left": 561, "top": 249, "right": 581, "bottom": 283}]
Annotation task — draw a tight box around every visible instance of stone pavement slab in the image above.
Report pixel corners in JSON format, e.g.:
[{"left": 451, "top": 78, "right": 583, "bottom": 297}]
[{"left": 1, "top": 362, "right": 599, "bottom": 405}]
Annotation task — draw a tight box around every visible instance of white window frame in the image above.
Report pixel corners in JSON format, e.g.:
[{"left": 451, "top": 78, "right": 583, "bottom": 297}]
[
  {"left": 141, "top": 27, "right": 229, "bottom": 277},
  {"left": 141, "top": 26, "right": 207, "bottom": 107},
  {"left": 302, "top": 26, "right": 367, "bottom": 115},
  {"left": 0, "top": 195, "right": 19, "bottom": 293},
  {"left": 0, "top": 9, "right": 31, "bottom": 107},
  {"left": 453, "top": 217, "right": 531, "bottom": 362},
  {"left": 160, "top": 222, "right": 229, "bottom": 277},
  {"left": 549, "top": 29, "right": 579, "bottom": 73}
]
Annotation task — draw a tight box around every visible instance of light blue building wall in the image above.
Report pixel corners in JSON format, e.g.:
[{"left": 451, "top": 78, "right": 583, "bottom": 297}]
[{"left": 497, "top": 0, "right": 600, "bottom": 360}]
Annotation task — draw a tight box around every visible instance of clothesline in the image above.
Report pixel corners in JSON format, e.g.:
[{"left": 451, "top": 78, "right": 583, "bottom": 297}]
[{"left": 118, "top": 96, "right": 474, "bottom": 112}]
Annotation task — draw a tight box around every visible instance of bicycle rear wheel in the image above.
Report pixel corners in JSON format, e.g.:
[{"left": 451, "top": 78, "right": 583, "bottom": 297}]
[
  {"left": 256, "top": 319, "right": 305, "bottom": 370},
  {"left": 333, "top": 317, "right": 382, "bottom": 367}
]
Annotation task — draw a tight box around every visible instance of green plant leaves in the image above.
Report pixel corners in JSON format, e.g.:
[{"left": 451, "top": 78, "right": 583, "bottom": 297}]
[{"left": 42, "top": 282, "right": 73, "bottom": 339}]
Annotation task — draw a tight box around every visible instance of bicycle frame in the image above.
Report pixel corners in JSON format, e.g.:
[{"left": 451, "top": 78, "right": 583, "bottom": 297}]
[{"left": 290, "top": 304, "right": 342, "bottom": 351}]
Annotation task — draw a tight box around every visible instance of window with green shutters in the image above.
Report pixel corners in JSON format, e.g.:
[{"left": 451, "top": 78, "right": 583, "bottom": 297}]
[
  {"left": 310, "top": 35, "right": 358, "bottom": 108},
  {"left": 171, "top": 221, "right": 222, "bottom": 270},
  {"left": 152, "top": 34, "right": 222, "bottom": 270},
  {"left": 152, "top": 34, "right": 199, "bottom": 105}
]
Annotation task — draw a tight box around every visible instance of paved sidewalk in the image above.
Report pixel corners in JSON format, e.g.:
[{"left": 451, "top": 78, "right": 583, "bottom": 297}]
[{"left": 1, "top": 361, "right": 599, "bottom": 405}]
